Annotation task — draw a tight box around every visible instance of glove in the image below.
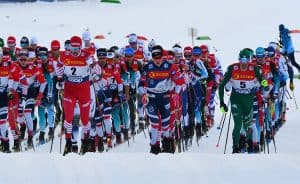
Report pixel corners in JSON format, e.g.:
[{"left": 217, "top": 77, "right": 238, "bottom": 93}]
[
  {"left": 290, "top": 82, "right": 295, "bottom": 91},
  {"left": 47, "top": 96, "right": 53, "bottom": 104},
  {"left": 56, "top": 82, "right": 64, "bottom": 90},
  {"left": 19, "top": 95, "right": 26, "bottom": 112},
  {"left": 36, "top": 93, "right": 43, "bottom": 106},
  {"left": 141, "top": 94, "right": 148, "bottom": 106},
  {"left": 272, "top": 92, "right": 278, "bottom": 100},
  {"left": 261, "top": 79, "right": 269, "bottom": 91},
  {"left": 220, "top": 101, "right": 228, "bottom": 113},
  {"left": 7, "top": 90, "right": 14, "bottom": 100},
  {"left": 118, "top": 93, "right": 126, "bottom": 101}
]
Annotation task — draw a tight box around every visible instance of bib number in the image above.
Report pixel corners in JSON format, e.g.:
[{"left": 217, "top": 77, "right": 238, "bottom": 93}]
[{"left": 240, "top": 82, "right": 246, "bottom": 89}]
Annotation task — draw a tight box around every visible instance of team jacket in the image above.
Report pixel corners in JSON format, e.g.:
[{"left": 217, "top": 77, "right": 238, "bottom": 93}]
[
  {"left": 139, "top": 60, "right": 184, "bottom": 95},
  {"left": 19, "top": 61, "right": 46, "bottom": 94},
  {"left": 56, "top": 50, "right": 93, "bottom": 84}
]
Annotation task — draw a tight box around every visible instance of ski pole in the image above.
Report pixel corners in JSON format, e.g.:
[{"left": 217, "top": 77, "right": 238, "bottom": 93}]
[
  {"left": 217, "top": 99, "right": 230, "bottom": 129},
  {"left": 267, "top": 105, "right": 277, "bottom": 153},
  {"left": 217, "top": 113, "right": 225, "bottom": 130},
  {"left": 23, "top": 115, "right": 35, "bottom": 152},
  {"left": 285, "top": 89, "right": 293, "bottom": 100},
  {"left": 58, "top": 90, "right": 64, "bottom": 154},
  {"left": 119, "top": 94, "right": 130, "bottom": 147},
  {"left": 9, "top": 101, "right": 23, "bottom": 152},
  {"left": 216, "top": 111, "right": 227, "bottom": 147},
  {"left": 224, "top": 110, "right": 231, "bottom": 154},
  {"left": 264, "top": 102, "right": 270, "bottom": 154},
  {"left": 291, "top": 90, "right": 298, "bottom": 109}
]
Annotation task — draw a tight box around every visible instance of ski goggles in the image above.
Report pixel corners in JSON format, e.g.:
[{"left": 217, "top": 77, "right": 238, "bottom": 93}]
[
  {"left": 21, "top": 43, "right": 29, "bottom": 48},
  {"left": 70, "top": 46, "right": 80, "bottom": 52},
  {"left": 184, "top": 54, "right": 192, "bottom": 58},
  {"left": 239, "top": 56, "right": 250, "bottom": 63},
  {"left": 38, "top": 54, "right": 48, "bottom": 60}
]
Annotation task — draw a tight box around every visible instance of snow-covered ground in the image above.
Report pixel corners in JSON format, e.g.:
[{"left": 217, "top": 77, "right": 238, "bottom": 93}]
[{"left": 1, "top": 0, "right": 300, "bottom": 184}]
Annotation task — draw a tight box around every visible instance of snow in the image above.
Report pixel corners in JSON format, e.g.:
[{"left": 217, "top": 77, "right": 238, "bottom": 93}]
[{"left": 1, "top": 0, "right": 300, "bottom": 184}]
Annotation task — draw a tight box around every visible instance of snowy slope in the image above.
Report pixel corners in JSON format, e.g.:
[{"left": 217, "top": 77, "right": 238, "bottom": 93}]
[{"left": 1, "top": 0, "right": 300, "bottom": 184}]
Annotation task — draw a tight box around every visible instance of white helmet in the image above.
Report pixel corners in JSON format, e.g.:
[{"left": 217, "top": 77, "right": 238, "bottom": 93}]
[{"left": 148, "top": 39, "right": 156, "bottom": 50}]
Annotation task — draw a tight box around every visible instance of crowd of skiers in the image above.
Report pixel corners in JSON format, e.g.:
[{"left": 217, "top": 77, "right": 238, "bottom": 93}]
[{"left": 0, "top": 24, "right": 298, "bottom": 155}]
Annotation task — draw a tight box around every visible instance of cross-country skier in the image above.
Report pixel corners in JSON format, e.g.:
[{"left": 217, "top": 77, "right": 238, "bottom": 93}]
[
  {"left": 219, "top": 48, "right": 269, "bottom": 153},
  {"left": 56, "top": 35, "right": 94, "bottom": 155},
  {"left": 138, "top": 45, "right": 184, "bottom": 154},
  {"left": 279, "top": 24, "right": 300, "bottom": 73},
  {"left": 36, "top": 47, "right": 55, "bottom": 144}
]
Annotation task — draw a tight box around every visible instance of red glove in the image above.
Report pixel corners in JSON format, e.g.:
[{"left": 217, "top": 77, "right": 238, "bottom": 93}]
[
  {"left": 36, "top": 93, "right": 43, "bottom": 106},
  {"left": 141, "top": 94, "right": 148, "bottom": 106}
]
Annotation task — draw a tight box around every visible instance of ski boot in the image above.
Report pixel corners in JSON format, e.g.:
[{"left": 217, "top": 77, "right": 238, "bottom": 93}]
[
  {"left": 239, "top": 135, "right": 247, "bottom": 152},
  {"left": 232, "top": 146, "right": 241, "bottom": 154},
  {"left": 72, "top": 141, "right": 78, "bottom": 153},
  {"left": 246, "top": 139, "right": 254, "bottom": 153},
  {"left": 150, "top": 143, "right": 161, "bottom": 155},
  {"left": 115, "top": 132, "right": 122, "bottom": 145},
  {"left": 195, "top": 123, "right": 202, "bottom": 142},
  {"left": 48, "top": 127, "right": 54, "bottom": 140},
  {"left": 88, "top": 137, "right": 96, "bottom": 152},
  {"left": 80, "top": 138, "right": 89, "bottom": 155},
  {"left": 265, "top": 130, "right": 272, "bottom": 143},
  {"left": 20, "top": 124, "right": 26, "bottom": 140},
  {"left": 138, "top": 117, "right": 145, "bottom": 133},
  {"left": 27, "top": 135, "right": 33, "bottom": 149},
  {"left": 161, "top": 137, "right": 175, "bottom": 153},
  {"left": 0, "top": 141, "right": 3, "bottom": 152},
  {"left": 63, "top": 139, "right": 72, "bottom": 156},
  {"left": 33, "top": 118, "right": 37, "bottom": 132},
  {"left": 253, "top": 143, "right": 260, "bottom": 153},
  {"left": 201, "top": 122, "right": 207, "bottom": 136},
  {"left": 107, "top": 136, "right": 113, "bottom": 149},
  {"left": 12, "top": 139, "right": 21, "bottom": 152},
  {"left": 183, "top": 126, "right": 189, "bottom": 150},
  {"left": 2, "top": 140, "right": 11, "bottom": 153},
  {"left": 39, "top": 131, "right": 45, "bottom": 145},
  {"left": 123, "top": 129, "right": 130, "bottom": 141},
  {"left": 97, "top": 136, "right": 104, "bottom": 152}
]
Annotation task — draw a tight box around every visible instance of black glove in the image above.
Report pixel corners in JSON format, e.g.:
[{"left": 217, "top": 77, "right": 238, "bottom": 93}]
[
  {"left": 220, "top": 101, "right": 228, "bottom": 113},
  {"left": 7, "top": 90, "right": 14, "bottom": 100}
]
